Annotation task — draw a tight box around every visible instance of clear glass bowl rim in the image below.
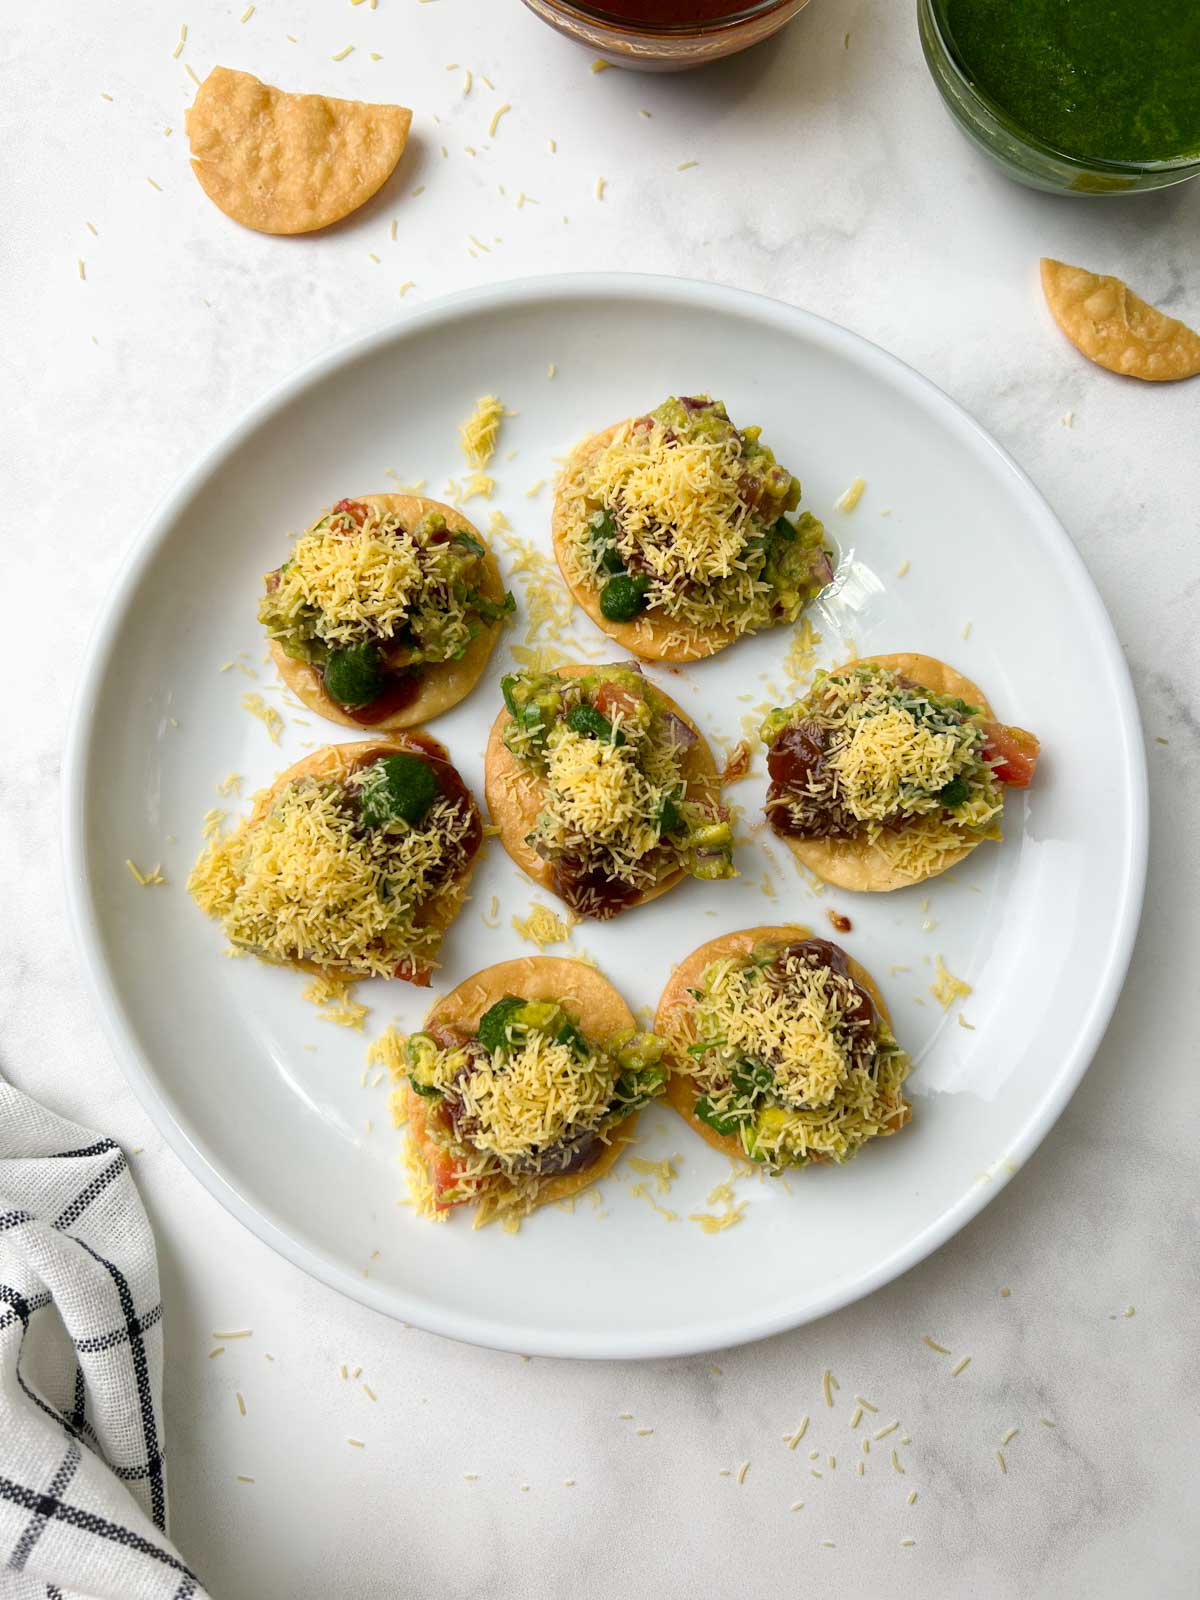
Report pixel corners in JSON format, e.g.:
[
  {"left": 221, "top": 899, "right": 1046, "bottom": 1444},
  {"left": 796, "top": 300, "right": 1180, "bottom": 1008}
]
[
  {"left": 530, "top": 0, "right": 800, "bottom": 37},
  {"left": 923, "top": 0, "right": 1200, "bottom": 176}
]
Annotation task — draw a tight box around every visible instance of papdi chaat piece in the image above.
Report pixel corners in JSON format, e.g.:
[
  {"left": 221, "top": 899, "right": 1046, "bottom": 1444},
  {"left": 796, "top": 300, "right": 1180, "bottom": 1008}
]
[
  {"left": 485, "top": 660, "right": 735, "bottom": 920},
  {"left": 761, "top": 653, "right": 1040, "bottom": 892},
  {"left": 259, "top": 493, "right": 513, "bottom": 729},
  {"left": 187, "top": 735, "right": 482, "bottom": 984},
  {"left": 552, "top": 396, "right": 833, "bottom": 661},
  {"left": 390, "top": 957, "right": 666, "bottom": 1223},
  {"left": 657, "top": 926, "right": 911, "bottom": 1173}
]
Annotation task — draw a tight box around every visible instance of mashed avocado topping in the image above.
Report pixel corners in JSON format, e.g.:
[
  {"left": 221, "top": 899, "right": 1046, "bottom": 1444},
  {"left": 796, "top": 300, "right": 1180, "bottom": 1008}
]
[
  {"left": 667, "top": 939, "right": 910, "bottom": 1171},
  {"left": 761, "top": 664, "right": 1004, "bottom": 848},
  {"left": 259, "top": 498, "right": 513, "bottom": 709},
  {"left": 397, "top": 996, "right": 665, "bottom": 1206},
  {"left": 500, "top": 662, "right": 735, "bottom": 917},
  {"left": 187, "top": 750, "right": 479, "bottom": 977},
  {"left": 563, "top": 396, "right": 831, "bottom": 639}
]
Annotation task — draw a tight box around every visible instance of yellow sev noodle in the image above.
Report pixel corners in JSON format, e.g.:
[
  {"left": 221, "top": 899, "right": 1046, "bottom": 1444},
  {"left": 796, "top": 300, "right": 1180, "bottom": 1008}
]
[
  {"left": 587, "top": 418, "right": 751, "bottom": 588},
  {"left": 188, "top": 779, "right": 470, "bottom": 976},
  {"left": 451, "top": 1033, "right": 617, "bottom": 1161},
  {"left": 268, "top": 519, "right": 421, "bottom": 646}
]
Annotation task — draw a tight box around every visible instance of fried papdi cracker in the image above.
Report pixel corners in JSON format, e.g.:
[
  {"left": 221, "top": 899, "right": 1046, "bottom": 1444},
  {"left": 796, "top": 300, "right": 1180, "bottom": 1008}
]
[
  {"left": 243, "top": 736, "right": 479, "bottom": 978},
  {"left": 186, "top": 66, "right": 411, "bottom": 235},
  {"left": 483, "top": 664, "right": 722, "bottom": 915},
  {"left": 269, "top": 496, "right": 507, "bottom": 731},
  {"left": 782, "top": 654, "right": 995, "bottom": 894},
  {"left": 655, "top": 925, "right": 901, "bottom": 1162},
  {"left": 409, "top": 957, "right": 640, "bottom": 1216},
  {"left": 1041, "top": 258, "right": 1200, "bottom": 383},
  {"left": 552, "top": 426, "right": 738, "bottom": 663}
]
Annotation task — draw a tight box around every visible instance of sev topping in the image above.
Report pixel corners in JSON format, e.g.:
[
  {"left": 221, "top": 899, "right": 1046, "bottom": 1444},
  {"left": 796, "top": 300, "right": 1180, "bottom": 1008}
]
[
  {"left": 188, "top": 763, "right": 475, "bottom": 977},
  {"left": 453, "top": 1033, "right": 617, "bottom": 1161},
  {"left": 667, "top": 938, "right": 910, "bottom": 1172},
  {"left": 625, "top": 1154, "right": 679, "bottom": 1192},
  {"left": 784, "top": 615, "right": 822, "bottom": 687},
  {"left": 302, "top": 973, "right": 370, "bottom": 1031},
  {"left": 833, "top": 706, "right": 967, "bottom": 822},
  {"left": 511, "top": 902, "right": 577, "bottom": 948},
  {"left": 263, "top": 507, "right": 447, "bottom": 650},
  {"left": 688, "top": 1199, "right": 747, "bottom": 1233},
  {"left": 589, "top": 417, "right": 757, "bottom": 586},
  {"left": 836, "top": 476, "right": 866, "bottom": 512},
  {"left": 240, "top": 692, "right": 283, "bottom": 743},
  {"left": 125, "top": 859, "right": 166, "bottom": 887},
  {"left": 559, "top": 396, "right": 829, "bottom": 641},
  {"left": 547, "top": 733, "right": 661, "bottom": 855}
]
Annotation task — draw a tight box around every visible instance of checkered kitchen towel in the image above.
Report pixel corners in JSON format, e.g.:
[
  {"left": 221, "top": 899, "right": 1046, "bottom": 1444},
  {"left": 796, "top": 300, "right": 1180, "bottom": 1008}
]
[{"left": 0, "top": 1077, "right": 208, "bottom": 1600}]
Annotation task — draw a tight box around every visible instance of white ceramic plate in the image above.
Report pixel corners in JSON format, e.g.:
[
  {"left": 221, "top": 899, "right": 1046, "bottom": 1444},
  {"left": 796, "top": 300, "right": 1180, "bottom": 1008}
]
[{"left": 63, "top": 276, "right": 1146, "bottom": 1359}]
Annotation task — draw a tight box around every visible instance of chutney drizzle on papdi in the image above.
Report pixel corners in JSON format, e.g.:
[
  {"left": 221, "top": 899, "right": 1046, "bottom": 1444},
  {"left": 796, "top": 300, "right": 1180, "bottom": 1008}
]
[
  {"left": 555, "top": 396, "right": 832, "bottom": 658},
  {"left": 259, "top": 495, "right": 513, "bottom": 725},
  {"left": 492, "top": 661, "right": 735, "bottom": 918},
  {"left": 188, "top": 737, "right": 482, "bottom": 984}
]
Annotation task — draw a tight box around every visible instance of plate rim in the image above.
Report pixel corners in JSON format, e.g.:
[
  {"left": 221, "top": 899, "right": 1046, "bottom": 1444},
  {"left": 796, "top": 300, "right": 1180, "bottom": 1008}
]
[{"left": 61, "top": 271, "right": 1149, "bottom": 1360}]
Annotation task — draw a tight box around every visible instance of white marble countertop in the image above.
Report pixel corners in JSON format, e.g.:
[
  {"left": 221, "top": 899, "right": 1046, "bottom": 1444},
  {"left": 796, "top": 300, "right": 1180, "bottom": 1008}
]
[{"left": 4, "top": 1, "right": 1198, "bottom": 1594}]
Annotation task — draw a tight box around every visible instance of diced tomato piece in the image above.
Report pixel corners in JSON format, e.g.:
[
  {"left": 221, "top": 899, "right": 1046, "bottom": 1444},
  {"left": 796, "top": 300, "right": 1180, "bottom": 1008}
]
[
  {"left": 593, "top": 682, "right": 643, "bottom": 725},
  {"left": 428, "top": 1145, "right": 466, "bottom": 1206},
  {"left": 331, "top": 497, "right": 369, "bottom": 527},
  {"left": 406, "top": 1093, "right": 468, "bottom": 1211},
  {"left": 981, "top": 721, "right": 1040, "bottom": 788},
  {"left": 394, "top": 956, "right": 433, "bottom": 986}
]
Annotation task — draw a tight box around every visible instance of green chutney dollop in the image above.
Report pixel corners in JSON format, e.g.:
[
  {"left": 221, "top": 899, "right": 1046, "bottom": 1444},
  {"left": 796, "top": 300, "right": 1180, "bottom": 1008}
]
[{"left": 943, "top": 0, "right": 1200, "bottom": 164}]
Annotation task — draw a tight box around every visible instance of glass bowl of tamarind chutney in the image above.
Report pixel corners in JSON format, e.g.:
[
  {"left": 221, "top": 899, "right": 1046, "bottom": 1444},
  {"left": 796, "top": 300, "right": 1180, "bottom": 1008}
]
[{"left": 520, "top": 0, "right": 813, "bottom": 71}]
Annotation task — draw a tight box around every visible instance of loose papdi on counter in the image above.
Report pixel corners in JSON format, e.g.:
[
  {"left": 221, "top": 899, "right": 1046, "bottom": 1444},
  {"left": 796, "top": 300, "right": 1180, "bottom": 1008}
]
[
  {"left": 1041, "top": 258, "right": 1200, "bottom": 382},
  {"left": 186, "top": 66, "right": 411, "bottom": 234}
]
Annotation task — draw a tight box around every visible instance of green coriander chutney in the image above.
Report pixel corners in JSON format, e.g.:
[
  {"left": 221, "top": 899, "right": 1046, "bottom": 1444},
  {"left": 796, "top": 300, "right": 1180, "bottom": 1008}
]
[{"left": 942, "top": 0, "right": 1200, "bottom": 164}]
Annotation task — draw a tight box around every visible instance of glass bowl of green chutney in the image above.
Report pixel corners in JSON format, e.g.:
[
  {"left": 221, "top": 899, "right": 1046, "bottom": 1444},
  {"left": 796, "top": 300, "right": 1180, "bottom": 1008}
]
[{"left": 918, "top": 0, "right": 1200, "bottom": 194}]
